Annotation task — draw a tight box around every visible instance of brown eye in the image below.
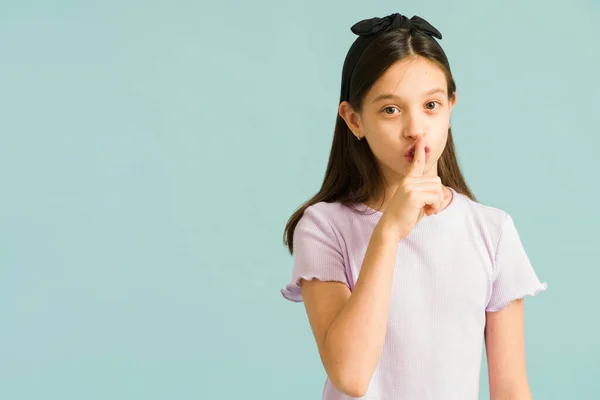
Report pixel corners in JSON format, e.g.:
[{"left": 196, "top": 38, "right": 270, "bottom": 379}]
[
  {"left": 426, "top": 101, "right": 441, "bottom": 110},
  {"left": 382, "top": 106, "right": 399, "bottom": 115}
]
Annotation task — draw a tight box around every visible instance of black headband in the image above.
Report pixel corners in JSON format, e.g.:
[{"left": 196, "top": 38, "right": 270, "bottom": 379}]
[{"left": 340, "top": 13, "right": 443, "bottom": 102}]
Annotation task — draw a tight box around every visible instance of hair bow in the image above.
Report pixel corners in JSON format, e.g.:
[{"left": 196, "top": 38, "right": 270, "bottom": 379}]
[{"left": 350, "top": 13, "right": 442, "bottom": 40}]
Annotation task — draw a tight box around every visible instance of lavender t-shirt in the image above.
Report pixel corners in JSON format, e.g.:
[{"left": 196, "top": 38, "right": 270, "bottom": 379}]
[{"left": 281, "top": 187, "right": 548, "bottom": 400}]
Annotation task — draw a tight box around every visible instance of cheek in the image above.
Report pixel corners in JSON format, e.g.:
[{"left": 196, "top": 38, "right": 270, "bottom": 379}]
[
  {"left": 433, "top": 132, "right": 449, "bottom": 157},
  {"left": 364, "top": 135, "right": 402, "bottom": 166}
]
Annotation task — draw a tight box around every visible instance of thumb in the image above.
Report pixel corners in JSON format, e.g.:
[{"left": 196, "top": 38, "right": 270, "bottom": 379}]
[{"left": 417, "top": 207, "right": 426, "bottom": 222}]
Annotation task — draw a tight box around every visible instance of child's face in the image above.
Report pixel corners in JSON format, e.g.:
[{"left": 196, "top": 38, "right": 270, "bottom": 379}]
[{"left": 350, "top": 56, "right": 456, "bottom": 179}]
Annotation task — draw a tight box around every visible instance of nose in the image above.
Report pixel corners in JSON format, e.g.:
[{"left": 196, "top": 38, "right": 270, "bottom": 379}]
[{"left": 403, "top": 111, "right": 426, "bottom": 140}]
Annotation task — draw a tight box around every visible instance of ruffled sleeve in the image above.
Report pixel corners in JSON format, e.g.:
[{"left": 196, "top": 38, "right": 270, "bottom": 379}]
[
  {"left": 280, "top": 205, "right": 351, "bottom": 303},
  {"left": 486, "top": 213, "right": 548, "bottom": 312}
]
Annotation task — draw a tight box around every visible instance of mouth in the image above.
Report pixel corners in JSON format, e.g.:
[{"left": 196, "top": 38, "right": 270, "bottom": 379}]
[{"left": 405, "top": 145, "right": 431, "bottom": 158}]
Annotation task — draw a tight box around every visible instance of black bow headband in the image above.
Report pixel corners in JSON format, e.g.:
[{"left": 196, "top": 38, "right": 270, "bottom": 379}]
[{"left": 340, "top": 13, "right": 443, "bottom": 102}]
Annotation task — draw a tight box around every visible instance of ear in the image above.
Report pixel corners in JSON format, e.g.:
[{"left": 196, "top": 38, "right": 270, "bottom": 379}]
[
  {"left": 449, "top": 91, "right": 457, "bottom": 113},
  {"left": 338, "top": 101, "right": 362, "bottom": 139}
]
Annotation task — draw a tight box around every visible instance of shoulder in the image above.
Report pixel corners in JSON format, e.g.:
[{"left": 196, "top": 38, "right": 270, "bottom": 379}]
[
  {"left": 296, "top": 201, "right": 346, "bottom": 234},
  {"left": 296, "top": 201, "right": 364, "bottom": 242},
  {"left": 455, "top": 192, "right": 513, "bottom": 238},
  {"left": 304, "top": 200, "right": 347, "bottom": 216},
  {"left": 301, "top": 201, "right": 357, "bottom": 225}
]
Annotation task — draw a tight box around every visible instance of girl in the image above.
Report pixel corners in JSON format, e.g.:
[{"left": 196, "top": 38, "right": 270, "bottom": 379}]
[{"left": 280, "top": 12, "right": 548, "bottom": 400}]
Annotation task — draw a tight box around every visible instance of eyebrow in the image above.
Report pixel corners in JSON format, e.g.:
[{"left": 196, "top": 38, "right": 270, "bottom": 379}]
[{"left": 371, "top": 88, "right": 447, "bottom": 103}]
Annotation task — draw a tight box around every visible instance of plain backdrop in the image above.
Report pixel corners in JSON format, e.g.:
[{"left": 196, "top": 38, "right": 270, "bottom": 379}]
[{"left": 1, "top": 0, "right": 599, "bottom": 399}]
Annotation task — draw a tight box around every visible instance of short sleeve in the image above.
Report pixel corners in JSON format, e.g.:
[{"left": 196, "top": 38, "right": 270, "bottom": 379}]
[
  {"left": 280, "top": 205, "right": 351, "bottom": 303},
  {"left": 485, "top": 213, "right": 548, "bottom": 312}
]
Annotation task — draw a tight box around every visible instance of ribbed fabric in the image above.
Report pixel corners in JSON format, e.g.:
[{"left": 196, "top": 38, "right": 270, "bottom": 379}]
[{"left": 281, "top": 187, "right": 548, "bottom": 400}]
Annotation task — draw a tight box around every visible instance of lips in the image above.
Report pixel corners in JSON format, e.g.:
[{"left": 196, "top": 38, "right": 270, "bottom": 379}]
[{"left": 405, "top": 144, "right": 430, "bottom": 157}]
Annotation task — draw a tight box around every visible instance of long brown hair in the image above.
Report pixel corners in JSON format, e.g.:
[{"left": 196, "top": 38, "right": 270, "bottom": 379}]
[{"left": 283, "top": 28, "right": 477, "bottom": 255}]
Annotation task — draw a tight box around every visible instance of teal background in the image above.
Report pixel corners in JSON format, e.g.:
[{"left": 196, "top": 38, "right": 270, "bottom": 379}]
[{"left": 1, "top": 0, "right": 598, "bottom": 398}]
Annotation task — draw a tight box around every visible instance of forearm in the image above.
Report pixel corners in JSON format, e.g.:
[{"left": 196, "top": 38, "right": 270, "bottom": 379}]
[
  {"left": 324, "top": 226, "right": 398, "bottom": 394},
  {"left": 490, "top": 383, "right": 532, "bottom": 400}
]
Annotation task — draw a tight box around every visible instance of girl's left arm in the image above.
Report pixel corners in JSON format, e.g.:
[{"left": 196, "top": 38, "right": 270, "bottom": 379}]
[{"left": 485, "top": 297, "right": 533, "bottom": 400}]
